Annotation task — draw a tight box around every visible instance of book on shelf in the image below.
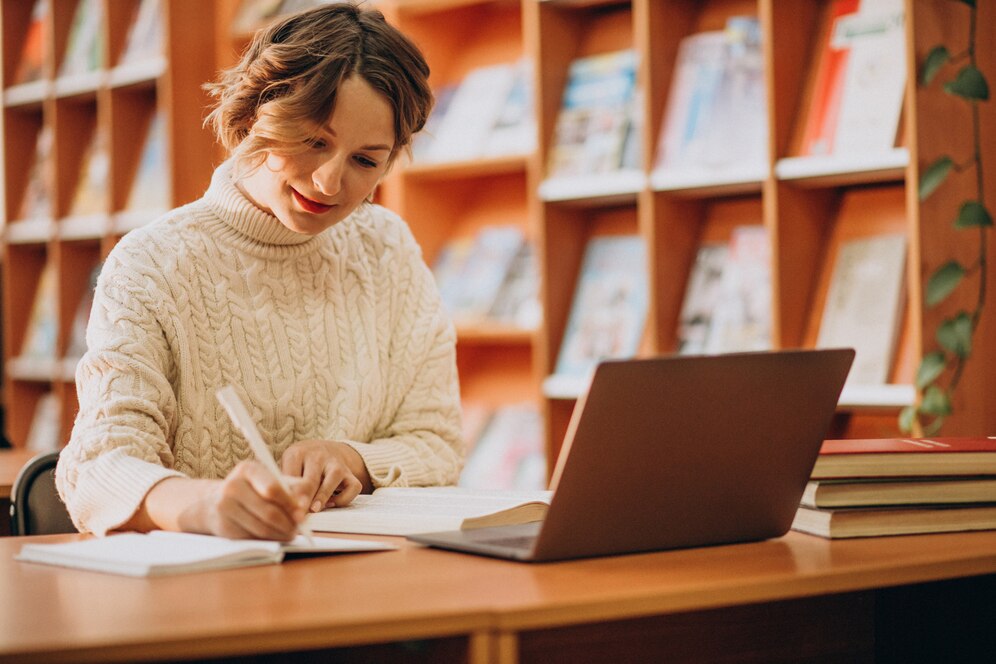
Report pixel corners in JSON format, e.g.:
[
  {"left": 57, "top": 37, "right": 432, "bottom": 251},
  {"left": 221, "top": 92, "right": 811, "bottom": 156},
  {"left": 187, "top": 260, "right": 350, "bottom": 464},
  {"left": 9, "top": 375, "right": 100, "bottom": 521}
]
[
  {"left": 552, "top": 235, "right": 648, "bottom": 380},
  {"left": 816, "top": 233, "right": 906, "bottom": 386},
  {"left": 459, "top": 402, "right": 546, "bottom": 492},
  {"left": 69, "top": 129, "right": 110, "bottom": 217},
  {"left": 18, "top": 261, "right": 58, "bottom": 364},
  {"left": 676, "top": 242, "right": 729, "bottom": 355},
  {"left": 654, "top": 16, "right": 766, "bottom": 176},
  {"left": 16, "top": 531, "right": 396, "bottom": 578},
  {"left": 231, "top": 0, "right": 285, "bottom": 34},
  {"left": 802, "top": 476, "right": 996, "bottom": 509},
  {"left": 482, "top": 58, "right": 536, "bottom": 158},
  {"left": 703, "top": 225, "right": 772, "bottom": 354},
  {"left": 25, "top": 392, "right": 61, "bottom": 453},
  {"left": 811, "top": 437, "right": 996, "bottom": 480},
  {"left": 120, "top": 0, "right": 163, "bottom": 65},
  {"left": 59, "top": 0, "right": 103, "bottom": 78},
  {"left": 64, "top": 262, "right": 103, "bottom": 366},
  {"left": 799, "top": 0, "right": 906, "bottom": 158},
  {"left": 411, "top": 82, "right": 457, "bottom": 163},
  {"left": 18, "top": 127, "right": 54, "bottom": 222},
  {"left": 546, "top": 49, "right": 639, "bottom": 179},
  {"left": 306, "top": 486, "right": 553, "bottom": 536},
  {"left": 126, "top": 113, "right": 169, "bottom": 212},
  {"left": 487, "top": 241, "right": 541, "bottom": 330},
  {"left": 13, "top": 0, "right": 47, "bottom": 86},
  {"left": 423, "top": 62, "right": 519, "bottom": 163},
  {"left": 792, "top": 503, "right": 996, "bottom": 539},
  {"left": 432, "top": 226, "right": 532, "bottom": 326}
]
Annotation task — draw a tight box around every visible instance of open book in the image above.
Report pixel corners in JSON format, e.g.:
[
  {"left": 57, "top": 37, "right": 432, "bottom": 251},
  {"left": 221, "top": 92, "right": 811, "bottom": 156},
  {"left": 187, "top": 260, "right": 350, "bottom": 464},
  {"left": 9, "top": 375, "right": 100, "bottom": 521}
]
[
  {"left": 306, "top": 487, "right": 553, "bottom": 536},
  {"left": 16, "top": 531, "right": 395, "bottom": 577}
]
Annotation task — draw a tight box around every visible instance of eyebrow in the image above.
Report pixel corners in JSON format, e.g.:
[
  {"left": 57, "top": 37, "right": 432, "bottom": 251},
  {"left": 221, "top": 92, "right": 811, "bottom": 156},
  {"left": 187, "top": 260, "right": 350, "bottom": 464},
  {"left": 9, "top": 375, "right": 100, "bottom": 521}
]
[{"left": 323, "top": 127, "right": 393, "bottom": 153}]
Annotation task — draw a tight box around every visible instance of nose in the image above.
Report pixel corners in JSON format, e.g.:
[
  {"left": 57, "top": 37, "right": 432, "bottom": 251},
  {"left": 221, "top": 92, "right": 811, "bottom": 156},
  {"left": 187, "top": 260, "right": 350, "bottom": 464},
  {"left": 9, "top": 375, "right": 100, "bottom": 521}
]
[{"left": 312, "top": 153, "right": 345, "bottom": 197}]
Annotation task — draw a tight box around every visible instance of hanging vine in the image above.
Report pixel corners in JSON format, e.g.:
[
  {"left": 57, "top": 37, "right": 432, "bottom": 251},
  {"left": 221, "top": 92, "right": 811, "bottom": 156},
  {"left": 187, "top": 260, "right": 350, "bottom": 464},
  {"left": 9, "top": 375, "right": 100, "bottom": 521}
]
[{"left": 900, "top": 0, "right": 990, "bottom": 435}]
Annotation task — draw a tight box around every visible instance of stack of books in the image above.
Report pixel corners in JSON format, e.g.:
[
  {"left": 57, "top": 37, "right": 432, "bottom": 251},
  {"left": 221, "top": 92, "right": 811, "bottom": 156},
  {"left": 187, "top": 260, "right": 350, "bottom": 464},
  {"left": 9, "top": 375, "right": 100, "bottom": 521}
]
[{"left": 792, "top": 437, "right": 996, "bottom": 538}]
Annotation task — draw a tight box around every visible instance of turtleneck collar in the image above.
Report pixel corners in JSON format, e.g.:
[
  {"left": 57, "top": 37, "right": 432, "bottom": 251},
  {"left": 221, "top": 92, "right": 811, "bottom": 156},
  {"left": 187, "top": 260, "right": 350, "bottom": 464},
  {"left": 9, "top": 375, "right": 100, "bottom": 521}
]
[{"left": 203, "top": 158, "right": 325, "bottom": 248}]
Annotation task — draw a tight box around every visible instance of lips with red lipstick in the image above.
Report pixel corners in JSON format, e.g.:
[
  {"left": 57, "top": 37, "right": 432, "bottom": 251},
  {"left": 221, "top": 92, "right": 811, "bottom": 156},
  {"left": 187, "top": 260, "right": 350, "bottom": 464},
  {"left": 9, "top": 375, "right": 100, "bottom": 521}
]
[{"left": 291, "top": 187, "right": 333, "bottom": 214}]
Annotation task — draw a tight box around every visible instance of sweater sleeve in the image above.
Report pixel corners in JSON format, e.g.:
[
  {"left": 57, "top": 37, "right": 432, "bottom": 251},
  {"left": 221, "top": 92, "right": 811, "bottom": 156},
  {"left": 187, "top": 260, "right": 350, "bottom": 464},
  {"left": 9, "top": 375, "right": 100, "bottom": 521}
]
[
  {"left": 341, "top": 213, "right": 465, "bottom": 487},
  {"left": 55, "top": 254, "right": 184, "bottom": 535}
]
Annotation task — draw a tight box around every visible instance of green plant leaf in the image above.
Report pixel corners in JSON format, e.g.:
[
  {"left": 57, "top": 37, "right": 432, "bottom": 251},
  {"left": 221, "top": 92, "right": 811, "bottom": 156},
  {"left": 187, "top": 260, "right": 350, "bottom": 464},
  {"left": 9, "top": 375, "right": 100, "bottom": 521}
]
[
  {"left": 944, "top": 65, "right": 990, "bottom": 101},
  {"left": 954, "top": 201, "right": 994, "bottom": 228},
  {"left": 919, "top": 156, "right": 954, "bottom": 200},
  {"left": 898, "top": 405, "right": 916, "bottom": 433},
  {"left": 925, "top": 260, "right": 966, "bottom": 306},
  {"left": 937, "top": 312, "right": 973, "bottom": 358},
  {"left": 915, "top": 351, "right": 947, "bottom": 389},
  {"left": 920, "top": 385, "right": 953, "bottom": 416},
  {"left": 920, "top": 46, "right": 950, "bottom": 85}
]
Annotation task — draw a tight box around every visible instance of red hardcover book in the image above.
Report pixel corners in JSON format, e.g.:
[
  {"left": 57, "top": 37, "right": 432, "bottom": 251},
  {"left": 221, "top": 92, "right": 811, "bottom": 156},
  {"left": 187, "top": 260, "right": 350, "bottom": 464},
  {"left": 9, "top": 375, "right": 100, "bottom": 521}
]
[
  {"left": 798, "top": 0, "right": 860, "bottom": 156},
  {"left": 811, "top": 437, "right": 996, "bottom": 479}
]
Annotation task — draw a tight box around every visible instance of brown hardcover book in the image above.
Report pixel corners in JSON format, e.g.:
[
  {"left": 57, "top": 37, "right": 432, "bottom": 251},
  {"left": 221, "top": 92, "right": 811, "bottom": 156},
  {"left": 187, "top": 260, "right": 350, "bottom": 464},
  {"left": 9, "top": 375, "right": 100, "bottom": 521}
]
[
  {"left": 792, "top": 503, "right": 996, "bottom": 539},
  {"left": 802, "top": 476, "right": 996, "bottom": 508},
  {"left": 811, "top": 437, "right": 996, "bottom": 479}
]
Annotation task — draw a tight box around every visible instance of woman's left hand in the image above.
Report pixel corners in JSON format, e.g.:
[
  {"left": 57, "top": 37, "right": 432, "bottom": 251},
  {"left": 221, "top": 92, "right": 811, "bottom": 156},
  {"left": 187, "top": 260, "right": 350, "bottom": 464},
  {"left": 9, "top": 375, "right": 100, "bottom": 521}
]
[{"left": 280, "top": 440, "right": 372, "bottom": 512}]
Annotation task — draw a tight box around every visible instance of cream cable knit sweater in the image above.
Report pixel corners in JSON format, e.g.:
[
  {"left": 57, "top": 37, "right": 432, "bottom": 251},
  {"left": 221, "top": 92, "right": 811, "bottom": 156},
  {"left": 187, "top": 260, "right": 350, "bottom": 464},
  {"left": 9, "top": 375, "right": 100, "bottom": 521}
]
[{"left": 56, "top": 160, "right": 464, "bottom": 535}]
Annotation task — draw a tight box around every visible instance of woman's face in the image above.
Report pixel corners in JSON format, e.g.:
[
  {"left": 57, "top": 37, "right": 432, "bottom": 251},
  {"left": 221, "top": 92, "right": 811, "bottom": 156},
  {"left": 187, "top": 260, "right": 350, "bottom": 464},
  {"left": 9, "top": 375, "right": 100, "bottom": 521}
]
[{"left": 240, "top": 74, "right": 395, "bottom": 235}]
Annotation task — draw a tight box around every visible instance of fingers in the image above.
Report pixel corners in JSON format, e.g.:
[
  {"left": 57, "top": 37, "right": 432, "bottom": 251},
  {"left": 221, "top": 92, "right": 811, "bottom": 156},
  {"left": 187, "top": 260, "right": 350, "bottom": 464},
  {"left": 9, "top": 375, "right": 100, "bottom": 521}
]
[
  {"left": 280, "top": 440, "right": 366, "bottom": 511},
  {"left": 215, "top": 462, "right": 306, "bottom": 540},
  {"left": 315, "top": 469, "right": 363, "bottom": 510}
]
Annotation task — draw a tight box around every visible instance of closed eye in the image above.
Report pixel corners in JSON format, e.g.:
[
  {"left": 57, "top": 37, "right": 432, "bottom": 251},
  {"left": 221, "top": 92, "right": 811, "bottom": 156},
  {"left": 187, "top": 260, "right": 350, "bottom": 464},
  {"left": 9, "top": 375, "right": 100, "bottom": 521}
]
[{"left": 355, "top": 155, "right": 379, "bottom": 169}]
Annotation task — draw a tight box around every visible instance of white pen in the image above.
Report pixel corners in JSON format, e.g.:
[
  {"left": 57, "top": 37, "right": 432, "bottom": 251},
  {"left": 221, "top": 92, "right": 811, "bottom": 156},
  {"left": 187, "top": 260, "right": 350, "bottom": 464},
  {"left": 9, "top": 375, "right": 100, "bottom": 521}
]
[{"left": 215, "top": 385, "right": 316, "bottom": 545}]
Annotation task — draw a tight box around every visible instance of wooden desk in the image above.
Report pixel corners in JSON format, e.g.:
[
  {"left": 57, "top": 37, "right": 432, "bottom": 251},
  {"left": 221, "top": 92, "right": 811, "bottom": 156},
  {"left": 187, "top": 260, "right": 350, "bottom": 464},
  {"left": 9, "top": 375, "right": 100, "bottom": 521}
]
[
  {"left": 2, "top": 530, "right": 995, "bottom": 663},
  {"left": 0, "top": 449, "right": 36, "bottom": 538}
]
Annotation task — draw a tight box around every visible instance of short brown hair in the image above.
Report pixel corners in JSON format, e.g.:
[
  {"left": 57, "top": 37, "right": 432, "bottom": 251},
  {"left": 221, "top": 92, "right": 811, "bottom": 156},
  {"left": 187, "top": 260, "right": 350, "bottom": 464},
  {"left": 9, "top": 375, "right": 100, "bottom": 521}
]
[{"left": 205, "top": 3, "right": 433, "bottom": 168}]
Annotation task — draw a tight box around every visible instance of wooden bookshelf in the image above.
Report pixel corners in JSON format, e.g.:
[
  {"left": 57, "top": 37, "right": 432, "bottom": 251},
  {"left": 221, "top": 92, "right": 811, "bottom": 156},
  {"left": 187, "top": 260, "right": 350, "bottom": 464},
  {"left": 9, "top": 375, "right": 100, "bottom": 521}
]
[
  {"left": 4, "top": 0, "right": 994, "bottom": 483},
  {"left": 530, "top": 0, "right": 996, "bottom": 467},
  {"left": 375, "top": 0, "right": 543, "bottom": 420},
  {"left": 1, "top": 0, "right": 218, "bottom": 448}
]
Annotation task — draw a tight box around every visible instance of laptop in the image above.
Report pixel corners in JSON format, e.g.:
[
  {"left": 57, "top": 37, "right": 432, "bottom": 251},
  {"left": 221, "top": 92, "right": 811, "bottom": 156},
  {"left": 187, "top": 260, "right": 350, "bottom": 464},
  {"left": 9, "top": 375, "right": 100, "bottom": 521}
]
[{"left": 409, "top": 348, "right": 855, "bottom": 562}]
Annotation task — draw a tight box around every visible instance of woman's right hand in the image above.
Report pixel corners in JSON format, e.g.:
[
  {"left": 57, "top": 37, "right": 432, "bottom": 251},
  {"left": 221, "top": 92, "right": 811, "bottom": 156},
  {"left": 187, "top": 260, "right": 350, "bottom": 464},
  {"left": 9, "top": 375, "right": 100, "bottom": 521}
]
[{"left": 134, "top": 461, "right": 312, "bottom": 541}]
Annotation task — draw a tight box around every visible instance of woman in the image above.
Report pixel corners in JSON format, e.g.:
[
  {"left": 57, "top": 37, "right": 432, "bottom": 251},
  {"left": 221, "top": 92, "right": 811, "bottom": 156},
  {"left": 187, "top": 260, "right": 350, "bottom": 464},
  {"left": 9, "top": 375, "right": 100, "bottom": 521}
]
[{"left": 56, "top": 3, "right": 463, "bottom": 540}]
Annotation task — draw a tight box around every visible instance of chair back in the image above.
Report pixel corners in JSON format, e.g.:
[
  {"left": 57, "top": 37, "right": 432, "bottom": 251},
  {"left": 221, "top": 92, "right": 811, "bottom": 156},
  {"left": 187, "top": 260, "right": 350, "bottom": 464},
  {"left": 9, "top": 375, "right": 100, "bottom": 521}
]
[{"left": 10, "top": 451, "right": 76, "bottom": 536}]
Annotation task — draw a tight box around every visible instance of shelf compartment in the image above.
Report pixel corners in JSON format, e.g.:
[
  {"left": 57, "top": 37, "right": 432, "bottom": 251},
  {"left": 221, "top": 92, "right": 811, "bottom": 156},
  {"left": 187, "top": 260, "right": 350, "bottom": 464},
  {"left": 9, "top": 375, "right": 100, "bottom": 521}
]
[{"left": 538, "top": 169, "right": 645, "bottom": 204}]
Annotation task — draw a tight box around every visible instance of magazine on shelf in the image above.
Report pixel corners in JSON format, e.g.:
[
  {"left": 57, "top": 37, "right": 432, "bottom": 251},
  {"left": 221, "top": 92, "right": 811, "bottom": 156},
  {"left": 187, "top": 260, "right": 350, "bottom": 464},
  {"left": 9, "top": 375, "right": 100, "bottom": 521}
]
[
  {"left": 64, "top": 262, "right": 103, "bottom": 366},
  {"left": 120, "top": 0, "right": 163, "bottom": 65},
  {"left": 703, "top": 226, "right": 772, "bottom": 354},
  {"left": 411, "top": 83, "right": 457, "bottom": 162},
  {"left": 60, "top": 0, "right": 103, "bottom": 78},
  {"left": 25, "top": 392, "right": 61, "bottom": 453},
  {"left": 13, "top": 0, "right": 47, "bottom": 85},
  {"left": 425, "top": 62, "right": 519, "bottom": 163},
  {"left": 459, "top": 402, "right": 546, "bottom": 492},
  {"left": 231, "top": 0, "right": 285, "bottom": 34},
  {"left": 676, "top": 243, "right": 729, "bottom": 355},
  {"left": 553, "top": 235, "right": 648, "bottom": 379},
  {"left": 546, "top": 49, "right": 639, "bottom": 179},
  {"left": 69, "top": 129, "right": 109, "bottom": 217},
  {"left": 655, "top": 16, "right": 766, "bottom": 175},
  {"left": 127, "top": 113, "right": 170, "bottom": 211},
  {"left": 799, "top": 0, "right": 905, "bottom": 157},
  {"left": 487, "top": 241, "right": 541, "bottom": 330},
  {"left": 18, "top": 262, "right": 58, "bottom": 363},
  {"left": 432, "top": 226, "right": 528, "bottom": 325},
  {"left": 816, "top": 233, "right": 906, "bottom": 386},
  {"left": 18, "top": 127, "right": 54, "bottom": 221},
  {"left": 482, "top": 58, "right": 536, "bottom": 158}
]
